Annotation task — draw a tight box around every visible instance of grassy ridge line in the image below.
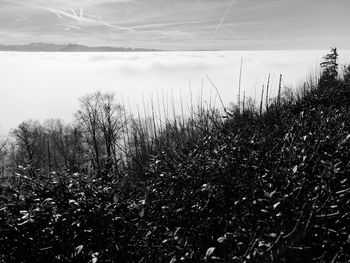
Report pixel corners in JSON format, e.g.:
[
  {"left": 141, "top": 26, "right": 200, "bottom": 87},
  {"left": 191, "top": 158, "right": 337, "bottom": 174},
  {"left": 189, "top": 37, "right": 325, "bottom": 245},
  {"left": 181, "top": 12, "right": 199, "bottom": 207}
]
[{"left": 1, "top": 74, "right": 350, "bottom": 262}]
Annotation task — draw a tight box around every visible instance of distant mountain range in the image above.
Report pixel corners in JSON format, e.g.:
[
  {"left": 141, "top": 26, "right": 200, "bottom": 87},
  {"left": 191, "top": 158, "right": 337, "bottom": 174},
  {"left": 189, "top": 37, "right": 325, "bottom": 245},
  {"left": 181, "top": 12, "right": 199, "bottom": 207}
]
[{"left": 0, "top": 43, "right": 158, "bottom": 52}]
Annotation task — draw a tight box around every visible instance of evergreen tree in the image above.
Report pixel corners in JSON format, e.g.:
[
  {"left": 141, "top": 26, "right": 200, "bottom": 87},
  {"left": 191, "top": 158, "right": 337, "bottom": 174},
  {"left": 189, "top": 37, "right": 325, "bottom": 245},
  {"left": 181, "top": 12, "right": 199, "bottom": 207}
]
[{"left": 319, "top": 47, "right": 338, "bottom": 86}]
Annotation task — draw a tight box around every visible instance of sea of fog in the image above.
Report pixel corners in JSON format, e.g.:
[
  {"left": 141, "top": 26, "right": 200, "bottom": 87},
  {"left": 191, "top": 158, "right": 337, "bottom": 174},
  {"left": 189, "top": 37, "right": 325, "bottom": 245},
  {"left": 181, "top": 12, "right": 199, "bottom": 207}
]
[{"left": 1, "top": 50, "right": 350, "bottom": 133}]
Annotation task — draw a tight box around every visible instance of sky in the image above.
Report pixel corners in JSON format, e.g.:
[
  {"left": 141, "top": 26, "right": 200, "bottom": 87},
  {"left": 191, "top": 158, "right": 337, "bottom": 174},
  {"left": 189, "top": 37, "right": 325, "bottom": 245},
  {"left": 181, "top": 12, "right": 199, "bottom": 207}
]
[{"left": 1, "top": 0, "right": 350, "bottom": 50}]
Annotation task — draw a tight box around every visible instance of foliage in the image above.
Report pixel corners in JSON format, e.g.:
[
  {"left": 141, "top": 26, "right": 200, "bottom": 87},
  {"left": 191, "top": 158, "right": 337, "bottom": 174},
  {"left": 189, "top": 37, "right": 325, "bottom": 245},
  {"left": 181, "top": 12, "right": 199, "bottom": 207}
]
[{"left": 1, "top": 55, "right": 350, "bottom": 262}]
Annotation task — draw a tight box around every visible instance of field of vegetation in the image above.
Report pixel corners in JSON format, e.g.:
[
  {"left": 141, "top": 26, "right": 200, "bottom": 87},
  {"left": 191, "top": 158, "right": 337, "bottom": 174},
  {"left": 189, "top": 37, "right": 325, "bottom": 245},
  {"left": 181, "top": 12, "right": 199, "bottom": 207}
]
[{"left": 1, "top": 48, "right": 350, "bottom": 262}]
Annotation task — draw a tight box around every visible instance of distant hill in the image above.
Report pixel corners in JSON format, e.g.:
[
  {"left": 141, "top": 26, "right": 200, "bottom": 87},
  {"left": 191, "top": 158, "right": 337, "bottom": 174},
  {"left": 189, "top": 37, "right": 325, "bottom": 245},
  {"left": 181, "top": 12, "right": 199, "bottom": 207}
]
[
  {"left": 0, "top": 43, "right": 65, "bottom": 52},
  {"left": 0, "top": 43, "right": 158, "bottom": 52}
]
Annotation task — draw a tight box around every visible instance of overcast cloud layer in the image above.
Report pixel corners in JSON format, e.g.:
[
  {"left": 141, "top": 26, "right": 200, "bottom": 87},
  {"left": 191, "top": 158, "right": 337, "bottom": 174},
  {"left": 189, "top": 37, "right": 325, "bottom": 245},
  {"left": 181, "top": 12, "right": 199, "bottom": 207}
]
[
  {"left": 1, "top": 0, "right": 350, "bottom": 50},
  {"left": 1, "top": 50, "right": 350, "bottom": 133}
]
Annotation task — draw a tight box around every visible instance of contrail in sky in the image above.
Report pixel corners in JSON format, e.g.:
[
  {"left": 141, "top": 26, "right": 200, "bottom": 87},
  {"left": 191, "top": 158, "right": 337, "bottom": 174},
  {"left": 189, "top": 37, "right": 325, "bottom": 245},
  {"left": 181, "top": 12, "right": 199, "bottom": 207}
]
[
  {"left": 213, "top": 0, "right": 238, "bottom": 39},
  {"left": 4, "top": 0, "right": 134, "bottom": 32}
]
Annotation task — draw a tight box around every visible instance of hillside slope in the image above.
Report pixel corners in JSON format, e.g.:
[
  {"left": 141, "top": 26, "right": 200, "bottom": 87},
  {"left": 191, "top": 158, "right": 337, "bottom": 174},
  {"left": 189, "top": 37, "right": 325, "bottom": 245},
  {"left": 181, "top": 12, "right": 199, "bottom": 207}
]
[{"left": 1, "top": 78, "right": 350, "bottom": 262}]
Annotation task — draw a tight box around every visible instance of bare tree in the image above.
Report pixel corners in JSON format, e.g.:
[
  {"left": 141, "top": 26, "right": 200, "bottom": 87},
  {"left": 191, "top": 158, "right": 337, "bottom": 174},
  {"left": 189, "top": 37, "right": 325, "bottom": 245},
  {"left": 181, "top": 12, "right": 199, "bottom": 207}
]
[
  {"left": 96, "top": 93, "right": 126, "bottom": 167},
  {"left": 75, "top": 91, "right": 126, "bottom": 171},
  {"left": 12, "top": 120, "right": 47, "bottom": 170},
  {"left": 44, "top": 119, "right": 85, "bottom": 171},
  {"left": 76, "top": 93, "right": 103, "bottom": 170}
]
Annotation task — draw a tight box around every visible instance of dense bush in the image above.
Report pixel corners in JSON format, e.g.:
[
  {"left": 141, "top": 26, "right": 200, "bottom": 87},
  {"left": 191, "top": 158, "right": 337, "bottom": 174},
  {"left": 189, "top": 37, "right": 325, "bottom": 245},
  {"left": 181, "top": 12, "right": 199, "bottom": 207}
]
[{"left": 1, "top": 61, "right": 350, "bottom": 262}]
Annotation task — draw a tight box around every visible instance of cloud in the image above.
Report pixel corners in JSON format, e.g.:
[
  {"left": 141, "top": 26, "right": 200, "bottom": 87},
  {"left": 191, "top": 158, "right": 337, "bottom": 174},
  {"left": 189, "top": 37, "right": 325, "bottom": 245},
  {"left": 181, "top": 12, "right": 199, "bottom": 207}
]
[
  {"left": 3, "top": 0, "right": 134, "bottom": 33},
  {"left": 1, "top": 0, "right": 350, "bottom": 49}
]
